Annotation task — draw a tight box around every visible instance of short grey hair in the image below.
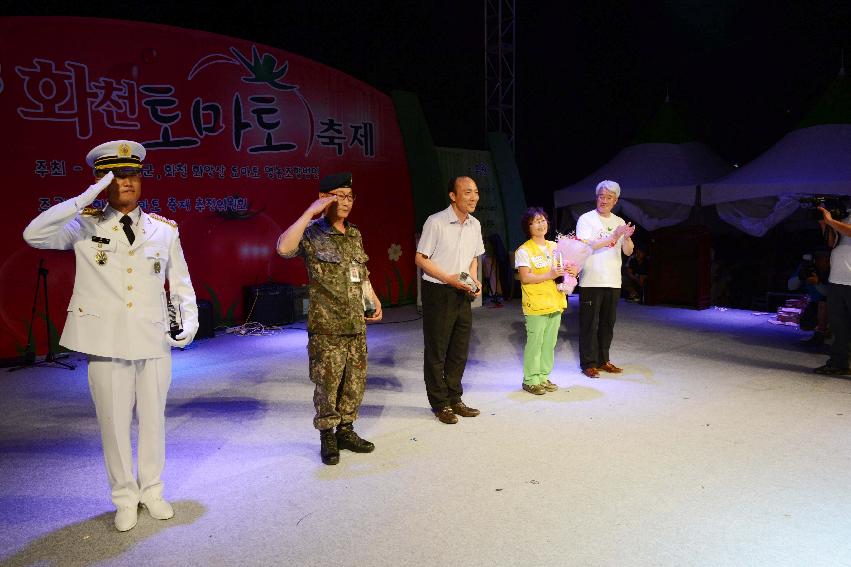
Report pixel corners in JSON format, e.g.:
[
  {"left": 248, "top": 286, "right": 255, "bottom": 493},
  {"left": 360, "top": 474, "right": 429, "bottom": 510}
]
[{"left": 595, "top": 180, "right": 621, "bottom": 198}]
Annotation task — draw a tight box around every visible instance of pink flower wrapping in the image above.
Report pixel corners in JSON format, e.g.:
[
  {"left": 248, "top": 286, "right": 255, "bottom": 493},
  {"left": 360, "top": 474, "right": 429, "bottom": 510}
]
[{"left": 554, "top": 235, "right": 593, "bottom": 295}]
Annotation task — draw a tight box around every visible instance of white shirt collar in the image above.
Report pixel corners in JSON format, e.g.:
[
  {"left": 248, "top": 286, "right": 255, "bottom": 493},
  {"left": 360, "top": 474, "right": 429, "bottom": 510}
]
[
  {"left": 105, "top": 205, "right": 142, "bottom": 223},
  {"left": 443, "top": 204, "right": 472, "bottom": 225}
]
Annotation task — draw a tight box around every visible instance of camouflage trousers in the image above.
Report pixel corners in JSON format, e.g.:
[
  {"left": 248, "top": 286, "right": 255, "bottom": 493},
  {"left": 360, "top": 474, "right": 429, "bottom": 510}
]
[{"left": 307, "top": 333, "right": 368, "bottom": 431}]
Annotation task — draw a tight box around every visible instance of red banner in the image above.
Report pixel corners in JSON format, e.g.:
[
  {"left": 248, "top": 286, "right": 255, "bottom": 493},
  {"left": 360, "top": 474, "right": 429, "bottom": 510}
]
[{"left": 0, "top": 16, "right": 415, "bottom": 358}]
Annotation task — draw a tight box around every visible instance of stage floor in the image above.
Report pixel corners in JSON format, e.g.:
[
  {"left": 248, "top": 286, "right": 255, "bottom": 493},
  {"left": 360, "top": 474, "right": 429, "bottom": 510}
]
[{"left": 2, "top": 298, "right": 850, "bottom": 567}]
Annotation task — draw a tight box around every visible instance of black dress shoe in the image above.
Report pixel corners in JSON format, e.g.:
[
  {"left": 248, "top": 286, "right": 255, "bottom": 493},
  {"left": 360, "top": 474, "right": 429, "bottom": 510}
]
[
  {"left": 336, "top": 424, "right": 375, "bottom": 453},
  {"left": 320, "top": 428, "right": 339, "bottom": 465},
  {"left": 435, "top": 407, "right": 458, "bottom": 424},
  {"left": 450, "top": 401, "right": 480, "bottom": 417}
]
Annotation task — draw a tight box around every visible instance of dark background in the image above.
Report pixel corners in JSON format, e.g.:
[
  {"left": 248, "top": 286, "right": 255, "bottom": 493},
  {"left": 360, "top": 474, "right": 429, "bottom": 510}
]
[
  {"left": 7, "top": 1, "right": 851, "bottom": 307},
  {"left": 13, "top": 1, "right": 851, "bottom": 205}
]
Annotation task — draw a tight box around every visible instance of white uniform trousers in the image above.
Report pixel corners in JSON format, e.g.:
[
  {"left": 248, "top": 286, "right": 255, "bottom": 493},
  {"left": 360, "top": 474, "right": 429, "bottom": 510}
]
[{"left": 87, "top": 354, "right": 171, "bottom": 509}]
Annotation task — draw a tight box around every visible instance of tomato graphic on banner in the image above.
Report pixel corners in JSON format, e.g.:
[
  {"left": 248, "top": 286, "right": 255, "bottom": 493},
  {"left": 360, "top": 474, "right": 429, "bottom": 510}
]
[{"left": 0, "top": 16, "right": 415, "bottom": 358}]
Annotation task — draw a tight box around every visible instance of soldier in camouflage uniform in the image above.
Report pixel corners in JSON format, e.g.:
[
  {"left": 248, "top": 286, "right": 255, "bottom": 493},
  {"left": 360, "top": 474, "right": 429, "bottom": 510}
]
[{"left": 276, "top": 172, "right": 382, "bottom": 465}]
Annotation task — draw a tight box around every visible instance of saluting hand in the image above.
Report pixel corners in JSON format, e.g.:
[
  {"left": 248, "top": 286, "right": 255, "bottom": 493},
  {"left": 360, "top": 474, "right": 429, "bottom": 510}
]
[
  {"left": 305, "top": 195, "right": 337, "bottom": 218},
  {"left": 78, "top": 171, "right": 114, "bottom": 207}
]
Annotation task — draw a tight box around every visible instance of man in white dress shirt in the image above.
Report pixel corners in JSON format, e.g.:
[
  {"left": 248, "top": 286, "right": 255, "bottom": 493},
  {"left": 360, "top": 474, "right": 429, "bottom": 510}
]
[
  {"left": 23, "top": 140, "right": 198, "bottom": 531},
  {"left": 415, "top": 176, "right": 485, "bottom": 424}
]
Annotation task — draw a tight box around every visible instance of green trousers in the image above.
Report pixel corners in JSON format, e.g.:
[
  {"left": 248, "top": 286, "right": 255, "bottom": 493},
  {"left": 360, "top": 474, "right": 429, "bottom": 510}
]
[{"left": 523, "top": 311, "right": 562, "bottom": 385}]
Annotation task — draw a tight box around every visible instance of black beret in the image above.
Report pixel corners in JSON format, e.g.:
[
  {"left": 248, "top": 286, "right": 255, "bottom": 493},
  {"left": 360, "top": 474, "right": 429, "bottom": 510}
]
[{"left": 319, "top": 172, "right": 353, "bottom": 192}]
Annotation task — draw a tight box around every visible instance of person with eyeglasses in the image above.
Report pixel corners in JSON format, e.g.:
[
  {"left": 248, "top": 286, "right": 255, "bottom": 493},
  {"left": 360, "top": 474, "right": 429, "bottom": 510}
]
[
  {"left": 23, "top": 140, "right": 198, "bottom": 531},
  {"left": 515, "top": 207, "right": 576, "bottom": 395},
  {"left": 277, "top": 172, "right": 382, "bottom": 465}
]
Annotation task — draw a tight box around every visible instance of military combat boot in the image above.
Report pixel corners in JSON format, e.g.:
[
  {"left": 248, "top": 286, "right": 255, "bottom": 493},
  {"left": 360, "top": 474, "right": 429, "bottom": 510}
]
[
  {"left": 320, "top": 428, "right": 339, "bottom": 465},
  {"left": 335, "top": 423, "right": 375, "bottom": 453}
]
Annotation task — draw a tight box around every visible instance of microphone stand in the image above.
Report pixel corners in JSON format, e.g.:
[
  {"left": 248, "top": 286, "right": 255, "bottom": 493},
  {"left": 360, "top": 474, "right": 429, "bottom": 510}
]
[{"left": 9, "top": 259, "right": 75, "bottom": 372}]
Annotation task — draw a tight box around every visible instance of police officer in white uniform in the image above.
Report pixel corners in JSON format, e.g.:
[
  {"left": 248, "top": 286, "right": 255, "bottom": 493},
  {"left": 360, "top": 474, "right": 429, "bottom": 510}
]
[{"left": 23, "top": 140, "right": 198, "bottom": 532}]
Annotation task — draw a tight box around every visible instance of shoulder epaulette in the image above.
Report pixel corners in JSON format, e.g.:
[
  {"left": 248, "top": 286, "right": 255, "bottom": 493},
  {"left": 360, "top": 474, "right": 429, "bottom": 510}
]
[
  {"left": 81, "top": 207, "right": 103, "bottom": 217},
  {"left": 149, "top": 213, "right": 178, "bottom": 228}
]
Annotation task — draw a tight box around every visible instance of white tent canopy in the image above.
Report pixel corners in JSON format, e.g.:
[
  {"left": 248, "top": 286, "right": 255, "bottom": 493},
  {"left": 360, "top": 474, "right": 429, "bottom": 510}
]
[
  {"left": 554, "top": 142, "right": 731, "bottom": 231},
  {"left": 701, "top": 124, "right": 851, "bottom": 236}
]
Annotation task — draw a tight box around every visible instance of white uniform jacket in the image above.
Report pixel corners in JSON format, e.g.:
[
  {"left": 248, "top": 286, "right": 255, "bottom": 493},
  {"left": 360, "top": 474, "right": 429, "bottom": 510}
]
[{"left": 23, "top": 200, "right": 197, "bottom": 360}]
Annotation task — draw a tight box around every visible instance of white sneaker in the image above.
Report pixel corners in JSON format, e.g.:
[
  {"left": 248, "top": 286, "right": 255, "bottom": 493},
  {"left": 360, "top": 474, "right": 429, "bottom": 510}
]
[
  {"left": 114, "top": 506, "right": 138, "bottom": 532},
  {"left": 141, "top": 498, "right": 174, "bottom": 520}
]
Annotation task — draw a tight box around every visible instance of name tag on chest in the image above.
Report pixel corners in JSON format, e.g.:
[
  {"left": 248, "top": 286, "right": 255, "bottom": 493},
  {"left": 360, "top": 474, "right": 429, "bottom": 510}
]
[{"left": 531, "top": 255, "right": 548, "bottom": 269}]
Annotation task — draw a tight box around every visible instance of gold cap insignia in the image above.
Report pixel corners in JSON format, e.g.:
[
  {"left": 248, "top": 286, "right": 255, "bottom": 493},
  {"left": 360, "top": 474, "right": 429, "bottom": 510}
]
[{"left": 118, "top": 143, "right": 131, "bottom": 158}]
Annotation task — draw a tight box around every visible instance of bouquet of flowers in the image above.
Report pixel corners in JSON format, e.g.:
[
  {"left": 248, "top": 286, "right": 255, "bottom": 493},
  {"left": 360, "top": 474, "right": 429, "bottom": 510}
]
[{"left": 553, "top": 232, "right": 593, "bottom": 295}]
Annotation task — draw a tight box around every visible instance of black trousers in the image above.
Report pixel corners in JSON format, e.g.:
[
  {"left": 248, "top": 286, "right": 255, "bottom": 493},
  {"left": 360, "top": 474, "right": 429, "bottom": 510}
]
[
  {"left": 421, "top": 280, "right": 472, "bottom": 409},
  {"left": 827, "top": 283, "right": 851, "bottom": 368},
  {"left": 578, "top": 286, "right": 620, "bottom": 370}
]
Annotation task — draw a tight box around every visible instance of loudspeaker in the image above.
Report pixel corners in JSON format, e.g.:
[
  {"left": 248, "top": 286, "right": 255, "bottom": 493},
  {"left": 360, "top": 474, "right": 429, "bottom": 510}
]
[
  {"left": 196, "top": 299, "right": 214, "bottom": 339},
  {"left": 289, "top": 285, "right": 309, "bottom": 322},
  {"left": 244, "top": 283, "right": 307, "bottom": 325}
]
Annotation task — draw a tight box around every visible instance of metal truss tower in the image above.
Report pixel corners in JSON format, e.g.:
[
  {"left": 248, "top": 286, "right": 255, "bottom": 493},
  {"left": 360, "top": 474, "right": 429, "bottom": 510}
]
[{"left": 485, "top": 0, "right": 516, "bottom": 149}]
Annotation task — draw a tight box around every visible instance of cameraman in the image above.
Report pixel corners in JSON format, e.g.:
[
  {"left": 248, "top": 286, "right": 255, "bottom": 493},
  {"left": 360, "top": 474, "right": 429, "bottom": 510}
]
[{"left": 814, "top": 205, "right": 851, "bottom": 375}]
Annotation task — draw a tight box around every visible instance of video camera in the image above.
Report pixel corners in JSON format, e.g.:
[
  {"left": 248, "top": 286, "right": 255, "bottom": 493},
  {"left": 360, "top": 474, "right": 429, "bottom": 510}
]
[{"left": 799, "top": 195, "right": 850, "bottom": 220}]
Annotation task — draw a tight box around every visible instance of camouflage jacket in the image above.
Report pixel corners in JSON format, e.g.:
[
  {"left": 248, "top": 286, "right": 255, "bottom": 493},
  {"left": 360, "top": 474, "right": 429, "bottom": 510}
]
[{"left": 289, "top": 216, "right": 369, "bottom": 335}]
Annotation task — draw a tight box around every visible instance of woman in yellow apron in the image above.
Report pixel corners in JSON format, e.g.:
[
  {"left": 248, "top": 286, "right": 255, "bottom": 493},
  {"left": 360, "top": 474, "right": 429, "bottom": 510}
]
[{"left": 515, "top": 208, "right": 576, "bottom": 394}]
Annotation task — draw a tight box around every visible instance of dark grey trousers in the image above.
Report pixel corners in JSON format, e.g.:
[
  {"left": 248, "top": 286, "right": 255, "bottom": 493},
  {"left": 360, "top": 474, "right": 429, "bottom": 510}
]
[
  {"left": 827, "top": 283, "right": 851, "bottom": 368},
  {"left": 578, "top": 287, "right": 620, "bottom": 370},
  {"left": 421, "top": 280, "right": 472, "bottom": 409}
]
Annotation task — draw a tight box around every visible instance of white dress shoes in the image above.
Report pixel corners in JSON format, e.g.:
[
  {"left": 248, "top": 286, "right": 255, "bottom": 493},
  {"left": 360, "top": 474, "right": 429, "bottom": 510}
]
[
  {"left": 141, "top": 498, "right": 174, "bottom": 520},
  {"left": 114, "top": 506, "right": 138, "bottom": 532}
]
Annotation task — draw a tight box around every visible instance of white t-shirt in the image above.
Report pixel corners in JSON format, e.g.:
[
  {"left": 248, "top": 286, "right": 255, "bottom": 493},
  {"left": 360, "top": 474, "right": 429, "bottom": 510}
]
[
  {"left": 829, "top": 215, "right": 851, "bottom": 286},
  {"left": 514, "top": 241, "right": 553, "bottom": 270},
  {"left": 576, "top": 209, "right": 626, "bottom": 288}
]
